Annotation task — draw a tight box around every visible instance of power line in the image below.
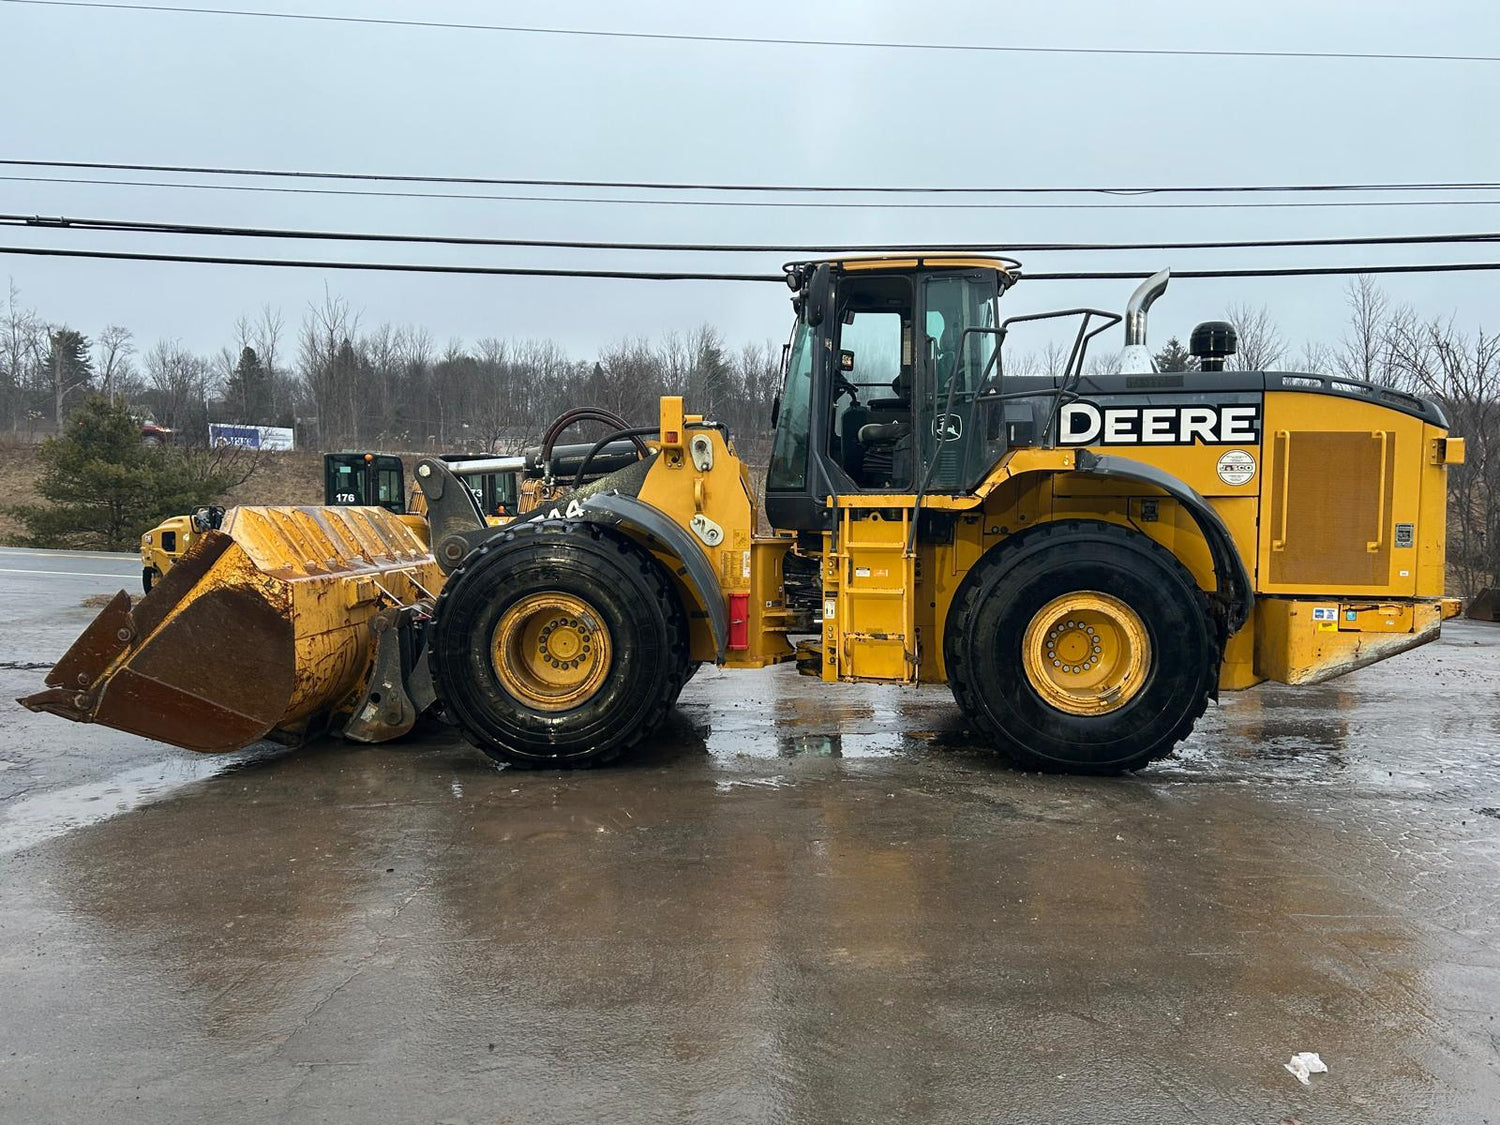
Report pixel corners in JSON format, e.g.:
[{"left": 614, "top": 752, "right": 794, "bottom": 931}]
[
  {"left": 10, "top": 211, "right": 1500, "bottom": 256},
  {"left": 0, "top": 244, "right": 780, "bottom": 281},
  {"left": 1034, "top": 263, "right": 1500, "bottom": 280},
  {"left": 6, "top": 243, "right": 1500, "bottom": 282},
  {"left": 9, "top": 174, "right": 1500, "bottom": 212},
  {"left": 5, "top": 0, "right": 1498, "bottom": 64},
  {"left": 5, "top": 159, "right": 1500, "bottom": 197}
]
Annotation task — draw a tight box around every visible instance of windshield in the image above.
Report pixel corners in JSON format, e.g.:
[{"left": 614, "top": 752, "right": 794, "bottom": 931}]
[{"left": 767, "top": 321, "right": 814, "bottom": 491}]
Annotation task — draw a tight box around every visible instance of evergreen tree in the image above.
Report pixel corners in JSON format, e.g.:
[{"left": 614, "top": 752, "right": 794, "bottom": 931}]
[
  {"left": 6, "top": 395, "right": 240, "bottom": 550},
  {"left": 44, "top": 326, "right": 93, "bottom": 421},
  {"left": 1153, "top": 336, "right": 1197, "bottom": 373},
  {"left": 224, "top": 345, "right": 272, "bottom": 422}
]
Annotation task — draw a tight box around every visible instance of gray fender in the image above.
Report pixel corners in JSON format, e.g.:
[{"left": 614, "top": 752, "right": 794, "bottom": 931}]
[
  {"left": 535, "top": 491, "right": 729, "bottom": 662},
  {"left": 1072, "top": 450, "right": 1254, "bottom": 635}
]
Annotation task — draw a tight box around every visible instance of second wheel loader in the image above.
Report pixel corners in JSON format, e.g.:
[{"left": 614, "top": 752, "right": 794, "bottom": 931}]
[{"left": 23, "top": 256, "right": 1465, "bottom": 773}]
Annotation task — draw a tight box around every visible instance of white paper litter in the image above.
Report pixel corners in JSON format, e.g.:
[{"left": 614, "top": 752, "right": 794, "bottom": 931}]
[{"left": 1283, "top": 1052, "right": 1328, "bottom": 1085}]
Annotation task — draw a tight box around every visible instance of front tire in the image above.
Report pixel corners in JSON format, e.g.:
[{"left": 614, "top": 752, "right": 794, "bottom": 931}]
[
  {"left": 429, "top": 521, "right": 690, "bottom": 768},
  {"left": 945, "top": 520, "right": 1217, "bottom": 773}
]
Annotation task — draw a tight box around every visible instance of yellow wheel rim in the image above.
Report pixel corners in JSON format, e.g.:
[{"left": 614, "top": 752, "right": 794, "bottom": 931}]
[
  {"left": 1021, "top": 591, "right": 1152, "bottom": 716},
  {"left": 491, "top": 593, "right": 612, "bottom": 712}
]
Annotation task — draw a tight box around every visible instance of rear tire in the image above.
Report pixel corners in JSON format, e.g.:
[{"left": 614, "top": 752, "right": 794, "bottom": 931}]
[
  {"left": 142, "top": 567, "right": 160, "bottom": 594},
  {"left": 945, "top": 519, "right": 1217, "bottom": 773},
  {"left": 429, "top": 521, "right": 690, "bottom": 768}
]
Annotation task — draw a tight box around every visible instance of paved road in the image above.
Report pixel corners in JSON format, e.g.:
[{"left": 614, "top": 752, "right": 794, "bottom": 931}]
[
  {"left": 0, "top": 547, "right": 199, "bottom": 815},
  {"left": 1, "top": 546, "right": 1498, "bottom": 1123}
]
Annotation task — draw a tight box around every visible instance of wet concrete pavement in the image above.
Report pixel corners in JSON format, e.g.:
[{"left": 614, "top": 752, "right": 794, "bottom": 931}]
[{"left": 2, "top": 549, "right": 1499, "bottom": 1123}]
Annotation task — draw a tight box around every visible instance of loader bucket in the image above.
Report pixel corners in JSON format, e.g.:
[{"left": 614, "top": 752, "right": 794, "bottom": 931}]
[{"left": 20, "top": 506, "right": 444, "bottom": 753}]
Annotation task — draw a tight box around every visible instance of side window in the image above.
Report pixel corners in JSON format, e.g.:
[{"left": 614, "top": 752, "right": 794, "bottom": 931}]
[
  {"left": 377, "top": 468, "right": 404, "bottom": 512},
  {"left": 494, "top": 472, "right": 518, "bottom": 513}
]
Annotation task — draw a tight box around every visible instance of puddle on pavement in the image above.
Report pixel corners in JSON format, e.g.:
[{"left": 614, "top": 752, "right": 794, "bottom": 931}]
[
  {"left": 685, "top": 670, "right": 956, "bottom": 767},
  {"left": 0, "top": 745, "right": 282, "bottom": 856}
]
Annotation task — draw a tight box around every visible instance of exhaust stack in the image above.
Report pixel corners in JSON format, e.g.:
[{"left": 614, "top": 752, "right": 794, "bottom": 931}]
[{"left": 1117, "top": 269, "right": 1170, "bottom": 374}]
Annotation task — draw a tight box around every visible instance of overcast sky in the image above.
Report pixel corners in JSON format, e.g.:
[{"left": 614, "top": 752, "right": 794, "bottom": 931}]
[{"left": 3, "top": 0, "right": 1499, "bottom": 366}]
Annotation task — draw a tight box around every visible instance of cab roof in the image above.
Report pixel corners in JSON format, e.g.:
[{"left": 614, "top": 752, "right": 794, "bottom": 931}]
[{"left": 784, "top": 253, "right": 1021, "bottom": 276}]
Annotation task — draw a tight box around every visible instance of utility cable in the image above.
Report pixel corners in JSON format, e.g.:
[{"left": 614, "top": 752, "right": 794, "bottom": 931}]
[
  {"left": 6, "top": 243, "right": 1500, "bottom": 282},
  {"left": 7, "top": 174, "right": 1500, "bottom": 211},
  {"left": 4, "top": 159, "right": 1500, "bottom": 197},
  {"left": 4, "top": 1, "right": 1498, "bottom": 65},
  {"left": 9, "top": 211, "right": 1500, "bottom": 255}
]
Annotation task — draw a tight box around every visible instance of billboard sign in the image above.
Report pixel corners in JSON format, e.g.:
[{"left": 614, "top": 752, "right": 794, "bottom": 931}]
[{"left": 209, "top": 423, "right": 294, "bottom": 451}]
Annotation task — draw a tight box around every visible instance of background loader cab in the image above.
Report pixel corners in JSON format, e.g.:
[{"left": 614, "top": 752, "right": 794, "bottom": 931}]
[
  {"left": 325, "top": 451, "right": 519, "bottom": 518},
  {"left": 326, "top": 452, "right": 407, "bottom": 513}
]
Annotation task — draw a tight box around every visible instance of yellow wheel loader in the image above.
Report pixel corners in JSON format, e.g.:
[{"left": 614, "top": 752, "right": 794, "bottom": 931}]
[{"left": 24, "top": 256, "right": 1466, "bottom": 773}]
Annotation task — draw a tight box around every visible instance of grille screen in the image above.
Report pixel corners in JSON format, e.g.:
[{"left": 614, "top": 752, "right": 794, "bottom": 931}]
[{"left": 1268, "top": 430, "right": 1394, "bottom": 587}]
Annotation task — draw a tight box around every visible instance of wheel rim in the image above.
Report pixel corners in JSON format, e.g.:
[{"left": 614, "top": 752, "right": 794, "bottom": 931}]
[
  {"left": 491, "top": 593, "right": 612, "bottom": 712},
  {"left": 1021, "top": 591, "right": 1152, "bottom": 716}
]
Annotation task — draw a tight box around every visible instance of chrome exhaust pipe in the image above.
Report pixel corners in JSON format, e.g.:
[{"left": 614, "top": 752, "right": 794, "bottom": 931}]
[{"left": 1118, "top": 268, "right": 1170, "bottom": 374}]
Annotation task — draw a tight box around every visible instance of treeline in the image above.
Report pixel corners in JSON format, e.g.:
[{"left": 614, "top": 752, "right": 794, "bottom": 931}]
[
  {"left": 1, "top": 275, "right": 1495, "bottom": 592},
  {"left": 0, "top": 284, "right": 780, "bottom": 459}
]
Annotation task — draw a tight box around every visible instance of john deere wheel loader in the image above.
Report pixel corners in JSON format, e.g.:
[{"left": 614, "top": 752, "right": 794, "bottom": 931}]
[{"left": 22, "top": 256, "right": 1465, "bottom": 772}]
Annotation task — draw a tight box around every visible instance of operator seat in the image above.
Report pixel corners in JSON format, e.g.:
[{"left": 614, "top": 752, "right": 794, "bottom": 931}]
[{"left": 850, "top": 366, "right": 915, "bottom": 488}]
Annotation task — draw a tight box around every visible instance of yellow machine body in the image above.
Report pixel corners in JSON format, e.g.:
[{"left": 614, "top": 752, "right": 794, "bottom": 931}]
[
  {"left": 608, "top": 391, "right": 1458, "bottom": 694},
  {"left": 140, "top": 512, "right": 203, "bottom": 589}
]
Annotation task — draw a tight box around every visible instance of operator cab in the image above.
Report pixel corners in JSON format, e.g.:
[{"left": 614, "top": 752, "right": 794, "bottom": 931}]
[
  {"left": 766, "top": 256, "right": 1017, "bottom": 532},
  {"left": 326, "top": 452, "right": 407, "bottom": 514}
]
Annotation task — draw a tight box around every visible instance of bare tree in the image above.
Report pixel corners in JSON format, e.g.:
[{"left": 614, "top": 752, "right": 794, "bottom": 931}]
[
  {"left": 1384, "top": 313, "right": 1500, "bottom": 594},
  {"left": 1084, "top": 350, "right": 1121, "bottom": 376},
  {"left": 1298, "top": 340, "right": 1332, "bottom": 375},
  {"left": 144, "top": 340, "right": 214, "bottom": 440},
  {"left": 1, "top": 279, "right": 46, "bottom": 430},
  {"left": 95, "top": 324, "right": 135, "bottom": 400},
  {"left": 299, "top": 289, "right": 360, "bottom": 447},
  {"left": 1334, "top": 274, "right": 1391, "bottom": 385},
  {"left": 252, "top": 304, "right": 284, "bottom": 376},
  {"left": 1226, "top": 303, "right": 1285, "bottom": 371}
]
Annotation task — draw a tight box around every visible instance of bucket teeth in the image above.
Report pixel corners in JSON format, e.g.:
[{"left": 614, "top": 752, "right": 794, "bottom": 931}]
[{"left": 38, "top": 589, "right": 135, "bottom": 697}]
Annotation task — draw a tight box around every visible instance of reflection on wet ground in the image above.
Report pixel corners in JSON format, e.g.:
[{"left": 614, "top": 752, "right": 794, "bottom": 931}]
[{"left": 0, "top": 622, "right": 1497, "bottom": 1123}]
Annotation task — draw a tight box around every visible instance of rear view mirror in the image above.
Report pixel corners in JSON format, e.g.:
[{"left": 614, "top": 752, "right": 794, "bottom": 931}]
[{"left": 770, "top": 393, "right": 781, "bottom": 429}]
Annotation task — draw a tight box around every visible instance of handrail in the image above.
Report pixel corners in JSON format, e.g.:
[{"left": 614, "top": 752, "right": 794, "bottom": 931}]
[
  {"left": 1271, "top": 430, "right": 1292, "bottom": 552},
  {"left": 1368, "top": 430, "right": 1390, "bottom": 553}
]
